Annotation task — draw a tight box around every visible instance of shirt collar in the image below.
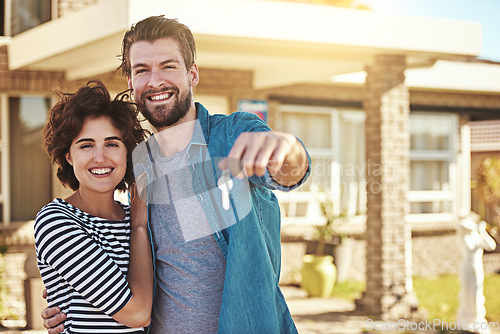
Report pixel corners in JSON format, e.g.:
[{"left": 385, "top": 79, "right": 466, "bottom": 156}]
[{"left": 195, "top": 102, "right": 211, "bottom": 145}]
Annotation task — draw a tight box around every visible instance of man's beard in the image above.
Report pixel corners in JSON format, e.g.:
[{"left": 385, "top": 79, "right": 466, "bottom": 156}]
[{"left": 138, "top": 87, "right": 192, "bottom": 129}]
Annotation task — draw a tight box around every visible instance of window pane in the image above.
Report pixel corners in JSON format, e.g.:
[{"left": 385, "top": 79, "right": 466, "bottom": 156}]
[
  {"left": 282, "top": 112, "right": 331, "bottom": 149},
  {"left": 1, "top": 0, "right": 5, "bottom": 36},
  {"left": 410, "top": 161, "right": 450, "bottom": 191},
  {"left": 410, "top": 114, "right": 453, "bottom": 150},
  {"left": 339, "top": 110, "right": 365, "bottom": 185},
  {"left": 307, "top": 157, "right": 333, "bottom": 192},
  {"left": 11, "top": 0, "right": 51, "bottom": 36},
  {"left": 411, "top": 201, "right": 452, "bottom": 214},
  {"left": 409, "top": 113, "right": 457, "bottom": 217},
  {"left": 9, "top": 96, "right": 51, "bottom": 221},
  {"left": 338, "top": 110, "right": 366, "bottom": 214}
]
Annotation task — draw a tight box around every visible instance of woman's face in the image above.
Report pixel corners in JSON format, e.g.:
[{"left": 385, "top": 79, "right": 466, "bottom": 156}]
[{"left": 66, "top": 116, "right": 127, "bottom": 196}]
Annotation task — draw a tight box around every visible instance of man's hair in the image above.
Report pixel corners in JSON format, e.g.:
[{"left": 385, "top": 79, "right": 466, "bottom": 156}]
[
  {"left": 120, "top": 15, "right": 197, "bottom": 76},
  {"left": 43, "top": 80, "right": 148, "bottom": 191}
]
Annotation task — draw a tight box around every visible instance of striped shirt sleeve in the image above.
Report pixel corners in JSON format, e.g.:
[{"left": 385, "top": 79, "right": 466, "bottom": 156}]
[{"left": 34, "top": 205, "right": 132, "bottom": 316}]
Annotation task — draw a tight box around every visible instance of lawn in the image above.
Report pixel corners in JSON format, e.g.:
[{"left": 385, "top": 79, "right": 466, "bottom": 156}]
[
  {"left": 331, "top": 274, "right": 500, "bottom": 323},
  {"left": 331, "top": 279, "right": 366, "bottom": 300},
  {"left": 413, "top": 274, "right": 500, "bottom": 323}
]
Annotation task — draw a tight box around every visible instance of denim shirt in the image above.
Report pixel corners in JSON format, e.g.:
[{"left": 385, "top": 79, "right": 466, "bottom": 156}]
[{"left": 143, "top": 103, "right": 310, "bottom": 333}]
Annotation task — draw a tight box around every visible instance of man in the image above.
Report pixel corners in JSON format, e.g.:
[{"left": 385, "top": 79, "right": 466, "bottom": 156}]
[{"left": 42, "top": 15, "right": 309, "bottom": 333}]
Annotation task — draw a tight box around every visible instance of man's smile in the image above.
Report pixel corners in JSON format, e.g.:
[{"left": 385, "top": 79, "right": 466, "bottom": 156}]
[{"left": 147, "top": 91, "right": 174, "bottom": 102}]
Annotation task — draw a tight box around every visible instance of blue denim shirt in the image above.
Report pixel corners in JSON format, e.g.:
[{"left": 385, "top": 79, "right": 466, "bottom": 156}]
[{"left": 144, "top": 103, "right": 310, "bottom": 333}]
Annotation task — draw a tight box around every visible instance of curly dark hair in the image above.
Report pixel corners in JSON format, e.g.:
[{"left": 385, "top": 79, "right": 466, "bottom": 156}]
[
  {"left": 44, "top": 80, "right": 149, "bottom": 191},
  {"left": 119, "top": 15, "right": 196, "bottom": 76}
]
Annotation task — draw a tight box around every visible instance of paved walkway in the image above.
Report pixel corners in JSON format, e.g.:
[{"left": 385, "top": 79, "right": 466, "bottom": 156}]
[
  {"left": 2, "top": 286, "right": 500, "bottom": 334},
  {"left": 282, "top": 285, "right": 500, "bottom": 334},
  {"left": 2, "top": 288, "right": 369, "bottom": 334},
  {"left": 282, "top": 285, "right": 370, "bottom": 334}
]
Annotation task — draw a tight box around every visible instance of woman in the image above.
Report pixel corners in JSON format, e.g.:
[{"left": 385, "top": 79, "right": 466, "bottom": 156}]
[{"left": 35, "top": 80, "right": 152, "bottom": 333}]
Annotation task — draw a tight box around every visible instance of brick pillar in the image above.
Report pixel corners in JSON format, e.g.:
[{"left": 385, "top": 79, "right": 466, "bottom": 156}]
[{"left": 356, "top": 54, "right": 418, "bottom": 319}]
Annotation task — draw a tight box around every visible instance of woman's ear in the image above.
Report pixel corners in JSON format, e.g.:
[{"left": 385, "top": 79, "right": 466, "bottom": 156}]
[{"left": 66, "top": 153, "right": 73, "bottom": 166}]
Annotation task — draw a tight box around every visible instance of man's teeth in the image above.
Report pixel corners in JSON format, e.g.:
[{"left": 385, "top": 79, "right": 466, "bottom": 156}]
[
  {"left": 90, "top": 168, "right": 113, "bottom": 175},
  {"left": 150, "top": 93, "right": 171, "bottom": 101}
]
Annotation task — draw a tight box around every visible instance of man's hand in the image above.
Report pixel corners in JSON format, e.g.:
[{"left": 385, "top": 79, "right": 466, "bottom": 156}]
[
  {"left": 218, "top": 131, "right": 308, "bottom": 187},
  {"left": 41, "top": 289, "right": 65, "bottom": 333}
]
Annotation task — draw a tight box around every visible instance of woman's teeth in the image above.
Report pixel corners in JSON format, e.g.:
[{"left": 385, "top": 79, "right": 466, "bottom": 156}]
[{"left": 90, "top": 168, "right": 113, "bottom": 175}]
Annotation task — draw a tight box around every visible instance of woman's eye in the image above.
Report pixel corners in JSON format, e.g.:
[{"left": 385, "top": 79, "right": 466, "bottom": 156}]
[
  {"left": 107, "top": 142, "right": 120, "bottom": 147},
  {"left": 80, "top": 144, "right": 92, "bottom": 149}
]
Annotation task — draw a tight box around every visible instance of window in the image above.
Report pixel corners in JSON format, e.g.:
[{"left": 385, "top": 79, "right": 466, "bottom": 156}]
[
  {"left": 3, "top": 96, "right": 52, "bottom": 223},
  {"left": 276, "top": 107, "right": 458, "bottom": 224},
  {"left": 2, "top": 0, "right": 51, "bottom": 36},
  {"left": 0, "top": 0, "right": 4, "bottom": 36},
  {"left": 407, "top": 113, "right": 458, "bottom": 223},
  {"left": 276, "top": 105, "right": 366, "bottom": 224}
]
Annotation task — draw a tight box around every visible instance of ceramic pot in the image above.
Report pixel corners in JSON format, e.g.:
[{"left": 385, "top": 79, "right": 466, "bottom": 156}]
[{"left": 300, "top": 254, "right": 336, "bottom": 298}]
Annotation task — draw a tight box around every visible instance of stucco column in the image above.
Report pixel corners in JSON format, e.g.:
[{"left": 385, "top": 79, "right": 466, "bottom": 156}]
[{"left": 356, "top": 54, "right": 418, "bottom": 318}]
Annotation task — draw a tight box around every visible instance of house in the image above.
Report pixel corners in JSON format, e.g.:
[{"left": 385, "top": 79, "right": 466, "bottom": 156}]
[{"left": 1, "top": 0, "right": 500, "bottom": 328}]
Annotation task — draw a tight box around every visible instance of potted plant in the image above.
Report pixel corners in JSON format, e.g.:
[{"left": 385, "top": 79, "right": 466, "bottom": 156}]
[
  {"left": 301, "top": 195, "right": 350, "bottom": 297},
  {"left": 319, "top": 199, "right": 355, "bottom": 283}
]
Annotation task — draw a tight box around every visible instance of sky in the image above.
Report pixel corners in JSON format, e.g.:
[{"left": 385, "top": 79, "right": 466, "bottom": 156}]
[{"left": 370, "top": 0, "right": 500, "bottom": 61}]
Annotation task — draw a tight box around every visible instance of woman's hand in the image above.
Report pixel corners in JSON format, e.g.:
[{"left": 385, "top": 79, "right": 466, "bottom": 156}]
[
  {"left": 130, "top": 183, "right": 147, "bottom": 228},
  {"left": 110, "top": 182, "right": 153, "bottom": 328}
]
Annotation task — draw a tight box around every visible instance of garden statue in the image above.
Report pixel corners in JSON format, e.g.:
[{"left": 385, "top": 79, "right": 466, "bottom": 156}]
[{"left": 457, "top": 213, "right": 496, "bottom": 334}]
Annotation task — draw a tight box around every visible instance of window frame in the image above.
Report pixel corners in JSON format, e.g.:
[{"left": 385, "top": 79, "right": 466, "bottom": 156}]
[
  {"left": 1, "top": 0, "right": 55, "bottom": 37},
  {"left": 0, "top": 93, "right": 10, "bottom": 225},
  {"left": 406, "top": 112, "right": 459, "bottom": 223},
  {"left": 275, "top": 104, "right": 366, "bottom": 225},
  {"left": 0, "top": 92, "right": 54, "bottom": 226}
]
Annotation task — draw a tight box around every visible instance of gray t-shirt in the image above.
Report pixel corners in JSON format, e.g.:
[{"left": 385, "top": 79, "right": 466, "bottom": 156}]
[{"left": 148, "top": 146, "right": 226, "bottom": 334}]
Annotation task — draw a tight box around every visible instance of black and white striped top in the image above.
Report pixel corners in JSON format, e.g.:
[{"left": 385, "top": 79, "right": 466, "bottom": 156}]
[{"left": 34, "top": 198, "right": 145, "bottom": 333}]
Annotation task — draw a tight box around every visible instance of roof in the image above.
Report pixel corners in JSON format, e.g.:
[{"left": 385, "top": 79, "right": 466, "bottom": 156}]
[
  {"left": 331, "top": 60, "right": 500, "bottom": 93},
  {"left": 7, "top": 0, "right": 482, "bottom": 88}
]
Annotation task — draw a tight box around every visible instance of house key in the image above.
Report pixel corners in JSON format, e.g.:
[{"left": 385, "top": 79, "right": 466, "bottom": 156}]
[{"left": 217, "top": 170, "right": 234, "bottom": 210}]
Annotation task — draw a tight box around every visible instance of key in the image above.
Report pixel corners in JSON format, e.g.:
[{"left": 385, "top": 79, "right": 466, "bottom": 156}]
[{"left": 217, "top": 170, "right": 234, "bottom": 210}]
